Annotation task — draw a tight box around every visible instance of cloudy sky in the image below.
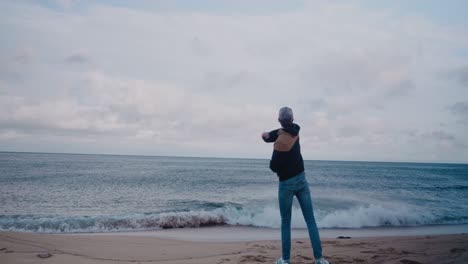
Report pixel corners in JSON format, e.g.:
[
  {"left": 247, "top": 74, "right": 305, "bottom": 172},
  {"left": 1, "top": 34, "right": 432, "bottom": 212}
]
[{"left": 1, "top": 0, "right": 467, "bottom": 163}]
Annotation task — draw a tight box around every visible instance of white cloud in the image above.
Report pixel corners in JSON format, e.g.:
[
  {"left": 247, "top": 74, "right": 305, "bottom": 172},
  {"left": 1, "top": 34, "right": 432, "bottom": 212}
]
[{"left": 0, "top": 1, "right": 467, "bottom": 162}]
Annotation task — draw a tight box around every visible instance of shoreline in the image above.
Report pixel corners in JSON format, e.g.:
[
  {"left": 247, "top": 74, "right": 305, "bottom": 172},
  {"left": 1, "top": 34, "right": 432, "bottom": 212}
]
[
  {"left": 68, "top": 224, "right": 468, "bottom": 242},
  {"left": 1, "top": 231, "right": 467, "bottom": 264},
  {"left": 3, "top": 224, "right": 467, "bottom": 242}
]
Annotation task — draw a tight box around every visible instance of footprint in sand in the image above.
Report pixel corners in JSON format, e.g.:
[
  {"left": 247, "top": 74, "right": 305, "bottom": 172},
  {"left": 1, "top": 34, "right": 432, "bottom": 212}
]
[
  {"left": 238, "top": 255, "right": 268, "bottom": 263},
  {"left": 360, "top": 250, "right": 376, "bottom": 254},
  {"left": 352, "top": 258, "right": 366, "bottom": 263},
  {"left": 400, "top": 259, "right": 422, "bottom": 264},
  {"left": 37, "top": 252, "right": 53, "bottom": 259}
]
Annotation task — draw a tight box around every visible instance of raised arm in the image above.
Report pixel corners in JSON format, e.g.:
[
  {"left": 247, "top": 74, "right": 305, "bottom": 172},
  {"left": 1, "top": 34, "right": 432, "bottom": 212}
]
[{"left": 262, "top": 129, "right": 279, "bottom": 143}]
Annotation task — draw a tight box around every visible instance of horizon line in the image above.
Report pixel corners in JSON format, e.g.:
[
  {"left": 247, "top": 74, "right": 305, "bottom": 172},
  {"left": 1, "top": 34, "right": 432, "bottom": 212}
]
[{"left": 1, "top": 150, "right": 467, "bottom": 165}]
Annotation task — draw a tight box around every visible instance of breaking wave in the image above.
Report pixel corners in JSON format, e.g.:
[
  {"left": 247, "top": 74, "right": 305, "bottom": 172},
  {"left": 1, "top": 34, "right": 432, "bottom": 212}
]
[{"left": 1, "top": 202, "right": 467, "bottom": 233}]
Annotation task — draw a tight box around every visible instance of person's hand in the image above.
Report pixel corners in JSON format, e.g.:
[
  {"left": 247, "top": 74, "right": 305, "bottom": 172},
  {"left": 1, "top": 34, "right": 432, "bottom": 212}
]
[{"left": 262, "top": 132, "right": 269, "bottom": 140}]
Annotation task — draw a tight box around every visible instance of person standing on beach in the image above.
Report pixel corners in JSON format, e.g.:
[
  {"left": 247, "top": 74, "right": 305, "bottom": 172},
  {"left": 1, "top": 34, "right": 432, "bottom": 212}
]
[{"left": 262, "top": 107, "right": 330, "bottom": 264}]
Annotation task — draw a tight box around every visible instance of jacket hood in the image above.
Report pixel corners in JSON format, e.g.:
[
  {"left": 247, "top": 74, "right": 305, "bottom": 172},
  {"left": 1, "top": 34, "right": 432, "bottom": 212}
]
[{"left": 282, "top": 123, "right": 300, "bottom": 136}]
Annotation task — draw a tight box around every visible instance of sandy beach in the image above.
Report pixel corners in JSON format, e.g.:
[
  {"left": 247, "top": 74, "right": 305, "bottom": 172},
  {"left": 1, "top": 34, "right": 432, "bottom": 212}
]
[{"left": 1, "top": 229, "right": 467, "bottom": 264}]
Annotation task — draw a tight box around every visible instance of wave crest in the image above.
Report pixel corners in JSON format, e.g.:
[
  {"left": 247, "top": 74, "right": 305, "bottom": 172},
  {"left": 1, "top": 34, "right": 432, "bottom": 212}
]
[
  {"left": 1, "top": 202, "right": 467, "bottom": 233},
  {"left": 0, "top": 211, "right": 227, "bottom": 233}
]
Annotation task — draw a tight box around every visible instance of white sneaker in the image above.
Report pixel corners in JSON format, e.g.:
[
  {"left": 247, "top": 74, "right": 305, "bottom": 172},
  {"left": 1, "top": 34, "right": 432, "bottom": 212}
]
[
  {"left": 275, "top": 257, "right": 290, "bottom": 264},
  {"left": 315, "top": 257, "right": 330, "bottom": 264}
]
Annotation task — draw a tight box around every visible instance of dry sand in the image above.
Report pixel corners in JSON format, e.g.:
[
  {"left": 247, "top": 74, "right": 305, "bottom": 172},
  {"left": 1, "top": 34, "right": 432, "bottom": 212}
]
[{"left": 1, "top": 231, "right": 467, "bottom": 264}]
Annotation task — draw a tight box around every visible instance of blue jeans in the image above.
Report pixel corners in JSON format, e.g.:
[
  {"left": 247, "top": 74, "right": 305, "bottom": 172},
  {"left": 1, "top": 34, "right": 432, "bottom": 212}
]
[{"left": 278, "top": 172, "right": 322, "bottom": 261}]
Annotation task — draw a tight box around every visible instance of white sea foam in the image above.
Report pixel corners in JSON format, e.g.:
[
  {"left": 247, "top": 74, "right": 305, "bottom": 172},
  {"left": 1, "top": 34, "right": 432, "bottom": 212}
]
[
  {"left": 317, "top": 204, "right": 437, "bottom": 228},
  {"left": 219, "top": 202, "right": 440, "bottom": 229},
  {"left": 2, "top": 201, "right": 463, "bottom": 233}
]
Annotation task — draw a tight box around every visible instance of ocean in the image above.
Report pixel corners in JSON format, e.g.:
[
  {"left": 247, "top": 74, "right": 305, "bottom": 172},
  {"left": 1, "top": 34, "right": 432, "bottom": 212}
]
[{"left": 1, "top": 152, "right": 467, "bottom": 234}]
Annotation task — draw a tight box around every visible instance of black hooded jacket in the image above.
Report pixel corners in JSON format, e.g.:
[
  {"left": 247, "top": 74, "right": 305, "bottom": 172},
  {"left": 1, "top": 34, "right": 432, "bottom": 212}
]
[{"left": 263, "top": 123, "right": 305, "bottom": 181}]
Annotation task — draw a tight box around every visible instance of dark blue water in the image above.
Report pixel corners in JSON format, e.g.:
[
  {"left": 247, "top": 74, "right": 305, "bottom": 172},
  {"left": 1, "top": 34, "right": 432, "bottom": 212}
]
[{"left": 0, "top": 152, "right": 467, "bottom": 233}]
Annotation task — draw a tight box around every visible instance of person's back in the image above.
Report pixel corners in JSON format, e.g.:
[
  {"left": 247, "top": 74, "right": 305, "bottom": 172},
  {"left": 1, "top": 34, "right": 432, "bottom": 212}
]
[
  {"left": 263, "top": 123, "right": 304, "bottom": 181},
  {"left": 262, "top": 107, "right": 330, "bottom": 264}
]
